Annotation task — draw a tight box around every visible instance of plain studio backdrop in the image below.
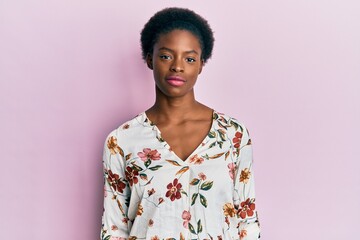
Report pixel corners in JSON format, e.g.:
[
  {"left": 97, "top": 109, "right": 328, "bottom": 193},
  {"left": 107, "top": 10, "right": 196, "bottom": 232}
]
[{"left": 0, "top": 0, "right": 359, "bottom": 239}]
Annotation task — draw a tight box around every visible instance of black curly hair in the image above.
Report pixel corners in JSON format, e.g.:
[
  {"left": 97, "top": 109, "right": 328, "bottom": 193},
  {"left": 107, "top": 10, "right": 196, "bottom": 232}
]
[{"left": 140, "top": 7, "right": 215, "bottom": 64}]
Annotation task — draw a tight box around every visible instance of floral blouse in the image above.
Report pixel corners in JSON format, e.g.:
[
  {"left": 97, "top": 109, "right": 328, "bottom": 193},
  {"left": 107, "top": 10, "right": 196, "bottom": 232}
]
[{"left": 100, "top": 110, "right": 260, "bottom": 240}]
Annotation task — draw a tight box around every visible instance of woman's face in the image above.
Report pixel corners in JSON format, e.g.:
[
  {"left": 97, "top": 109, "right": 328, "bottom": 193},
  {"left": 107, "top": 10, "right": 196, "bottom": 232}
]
[{"left": 146, "top": 29, "right": 204, "bottom": 98}]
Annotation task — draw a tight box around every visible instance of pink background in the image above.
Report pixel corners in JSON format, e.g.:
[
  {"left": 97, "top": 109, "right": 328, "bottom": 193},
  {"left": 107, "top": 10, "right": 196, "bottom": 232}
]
[{"left": 1, "top": 0, "right": 359, "bottom": 239}]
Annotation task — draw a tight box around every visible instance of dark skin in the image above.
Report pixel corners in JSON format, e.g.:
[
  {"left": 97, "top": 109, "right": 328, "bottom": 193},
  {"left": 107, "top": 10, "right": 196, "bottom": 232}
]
[{"left": 145, "top": 29, "right": 213, "bottom": 162}]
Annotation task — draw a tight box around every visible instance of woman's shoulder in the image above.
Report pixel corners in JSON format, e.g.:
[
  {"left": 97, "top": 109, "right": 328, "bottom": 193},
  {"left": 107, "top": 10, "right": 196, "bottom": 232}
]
[
  {"left": 104, "top": 111, "right": 148, "bottom": 141},
  {"left": 214, "top": 109, "right": 251, "bottom": 134}
]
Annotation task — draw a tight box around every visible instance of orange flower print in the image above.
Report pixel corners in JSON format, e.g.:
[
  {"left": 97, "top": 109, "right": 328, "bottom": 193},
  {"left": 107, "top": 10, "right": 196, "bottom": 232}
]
[
  {"left": 232, "top": 131, "right": 242, "bottom": 149},
  {"left": 137, "top": 148, "right": 161, "bottom": 161},
  {"left": 125, "top": 166, "right": 139, "bottom": 186},
  {"left": 239, "top": 229, "right": 247, "bottom": 239},
  {"left": 151, "top": 236, "right": 159, "bottom": 240},
  {"left": 165, "top": 178, "right": 182, "bottom": 201},
  {"left": 107, "top": 136, "right": 122, "bottom": 155},
  {"left": 111, "top": 225, "right": 118, "bottom": 231},
  {"left": 227, "top": 163, "right": 236, "bottom": 180},
  {"left": 128, "top": 237, "right": 137, "bottom": 240},
  {"left": 148, "top": 219, "right": 154, "bottom": 227},
  {"left": 122, "top": 123, "right": 130, "bottom": 129},
  {"left": 137, "top": 203, "right": 143, "bottom": 216},
  {"left": 158, "top": 197, "right": 164, "bottom": 204},
  {"left": 223, "top": 203, "right": 236, "bottom": 217},
  {"left": 240, "top": 168, "right": 251, "bottom": 184},
  {"left": 107, "top": 170, "right": 126, "bottom": 193},
  {"left": 180, "top": 232, "right": 185, "bottom": 240},
  {"left": 182, "top": 210, "right": 191, "bottom": 228},
  {"left": 189, "top": 154, "right": 204, "bottom": 164},
  {"left": 238, "top": 198, "right": 256, "bottom": 219}
]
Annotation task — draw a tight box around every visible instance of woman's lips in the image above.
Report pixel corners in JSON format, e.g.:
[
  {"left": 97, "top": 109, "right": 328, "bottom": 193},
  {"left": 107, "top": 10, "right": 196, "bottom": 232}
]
[{"left": 166, "top": 76, "right": 185, "bottom": 86}]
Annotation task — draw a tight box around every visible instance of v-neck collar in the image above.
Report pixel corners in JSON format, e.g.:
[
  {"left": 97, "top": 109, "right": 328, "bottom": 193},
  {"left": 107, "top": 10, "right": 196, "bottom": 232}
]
[{"left": 139, "top": 109, "right": 217, "bottom": 163}]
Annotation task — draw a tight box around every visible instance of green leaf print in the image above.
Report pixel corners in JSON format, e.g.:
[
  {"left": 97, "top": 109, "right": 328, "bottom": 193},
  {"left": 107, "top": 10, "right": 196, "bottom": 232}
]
[
  {"left": 148, "top": 165, "right": 162, "bottom": 171},
  {"left": 144, "top": 159, "right": 151, "bottom": 168},
  {"left": 190, "top": 178, "right": 200, "bottom": 185},
  {"left": 208, "top": 131, "right": 216, "bottom": 138},
  {"left": 180, "top": 189, "right": 188, "bottom": 196},
  {"left": 191, "top": 193, "right": 199, "bottom": 205},
  {"left": 200, "top": 181, "right": 214, "bottom": 191},
  {"left": 210, "top": 142, "right": 217, "bottom": 149},
  {"left": 217, "top": 129, "right": 226, "bottom": 141},
  {"left": 197, "top": 219, "right": 203, "bottom": 233},
  {"left": 230, "top": 119, "right": 240, "bottom": 130},
  {"left": 188, "top": 222, "right": 196, "bottom": 234},
  {"left": 131, "top": 163, "right": 143, "bottom": 171},
  {"left": 199, "top": 194, "right": 208, "bottom": 208},
  {"left": 139, "top": 173, "right": 148, "bottom": 181}
]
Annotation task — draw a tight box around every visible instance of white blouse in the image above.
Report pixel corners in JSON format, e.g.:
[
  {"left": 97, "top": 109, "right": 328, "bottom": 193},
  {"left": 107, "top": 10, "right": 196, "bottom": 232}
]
[{"left": 100, "top": 110, "right": 260, "bottom": 240}]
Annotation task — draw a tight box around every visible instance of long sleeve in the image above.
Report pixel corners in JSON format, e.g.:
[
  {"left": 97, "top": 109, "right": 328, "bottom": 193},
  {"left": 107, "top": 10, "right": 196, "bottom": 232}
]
[
  {"left": 100, "top": 133, "right": 131, "bottom": 240},
  {"left": 233, "top": 125, "right": 261, "bottom": 239}
]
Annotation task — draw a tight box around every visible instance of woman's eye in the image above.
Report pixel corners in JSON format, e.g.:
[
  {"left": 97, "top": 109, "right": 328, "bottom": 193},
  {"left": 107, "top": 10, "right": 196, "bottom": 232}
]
[
  {"left": 160, "top": 55, "right": 171, "bottom": 60},
  {"left": 186, "top": 58, "right": 196, "bottom": 63}
]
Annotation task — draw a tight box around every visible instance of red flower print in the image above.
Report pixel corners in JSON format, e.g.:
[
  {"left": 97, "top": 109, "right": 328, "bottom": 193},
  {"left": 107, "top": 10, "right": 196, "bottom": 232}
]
[
  {"left": 125, "top": 166, "right": 139, "bottom": 186},
  {"left": 107, "top": 170, "right": 126, "bottom": 193},
  {"left": 165, "top": 178, "right": 182, "bottom": 201},
  {"left": 147, "top": 188, "right": 155, "bottom": 196},
  {"left": 238, "top": 198, "right": 256, "bottom": 219},
  {"left": 189, "top": 154, "right": 204, "bottom": 164},
  {"left": 232, "top": 131, "right": 242, "bottom": 149},
  {"left": 225, "top": 216, "right": 230, "bottom": 227},
  {"left": 198, "top": 172, "right": 207, "bottom": 180},
  {"left": 227, "top": 163, "right": 237, "bottom": 180},
  {"left": 137, "top": 148, "right": 161, "bottom": 161},
  {"left": 182, "top": 210, "right": 191, "bottom": 228}
]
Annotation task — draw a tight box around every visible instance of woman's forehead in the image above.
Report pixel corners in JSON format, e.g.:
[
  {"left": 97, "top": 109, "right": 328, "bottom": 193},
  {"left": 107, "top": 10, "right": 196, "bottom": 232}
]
[{"left": 154, "top": 30, "right": 202, "bottom": 53}]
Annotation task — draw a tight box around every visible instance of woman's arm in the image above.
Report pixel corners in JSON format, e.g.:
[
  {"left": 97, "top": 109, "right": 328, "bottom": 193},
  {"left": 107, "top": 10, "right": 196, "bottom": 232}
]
[
  {"left": 233, "top": 125, "right": 261, "bottom": 239},
  {"left": 100, "top": 133, "right": 130, "bottom": 240}
]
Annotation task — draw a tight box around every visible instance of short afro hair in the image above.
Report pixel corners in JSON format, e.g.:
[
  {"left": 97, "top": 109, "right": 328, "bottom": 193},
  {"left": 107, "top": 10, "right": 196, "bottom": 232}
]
[{"left": 140, "top": 7, "right": 215, "bottom": 64}]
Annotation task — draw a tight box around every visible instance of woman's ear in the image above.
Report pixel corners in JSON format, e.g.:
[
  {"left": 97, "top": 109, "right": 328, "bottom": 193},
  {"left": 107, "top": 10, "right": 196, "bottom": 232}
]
[{"left": 146, "top": 53, "right": 153, "bottom": 70}]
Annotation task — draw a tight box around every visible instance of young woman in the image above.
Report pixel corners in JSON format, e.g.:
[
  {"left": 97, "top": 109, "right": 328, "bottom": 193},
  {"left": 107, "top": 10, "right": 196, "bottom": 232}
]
[{"left": 101, "top": 7, "right": 260, "bottom": 240}]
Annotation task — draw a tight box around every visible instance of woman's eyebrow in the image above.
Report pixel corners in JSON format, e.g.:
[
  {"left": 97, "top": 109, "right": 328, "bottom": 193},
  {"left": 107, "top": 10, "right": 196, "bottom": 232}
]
[{"left": 158, "top": 47, "right": 199, "bottom": 55}]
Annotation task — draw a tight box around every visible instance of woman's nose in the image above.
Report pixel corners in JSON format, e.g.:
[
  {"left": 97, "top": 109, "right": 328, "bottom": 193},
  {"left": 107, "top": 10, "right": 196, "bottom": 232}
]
[{"left": 170, "top": 59, "right": 184, "bottom": 72}]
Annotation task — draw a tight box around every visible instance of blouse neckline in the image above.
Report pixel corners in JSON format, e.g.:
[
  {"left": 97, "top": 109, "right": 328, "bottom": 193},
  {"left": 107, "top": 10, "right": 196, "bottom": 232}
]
[{"left": 139, "top": 109, "right": 217, "bottom": 163}]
